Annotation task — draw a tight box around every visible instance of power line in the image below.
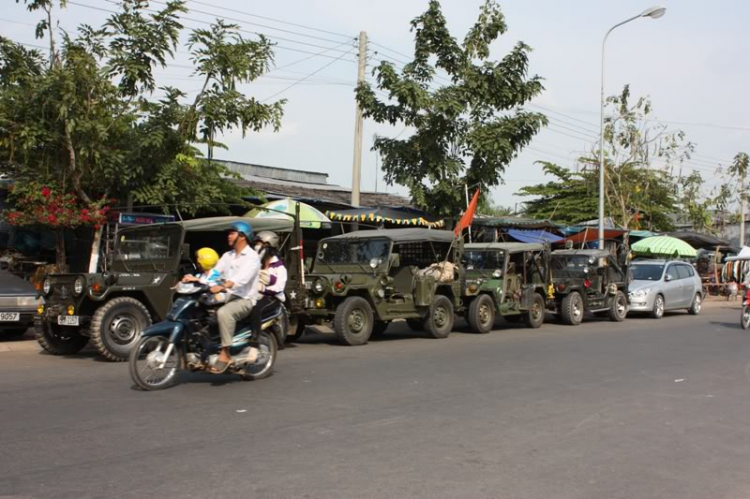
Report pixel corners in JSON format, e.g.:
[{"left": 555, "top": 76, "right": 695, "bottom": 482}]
[
  {"left": 186, "top": 0, "right": 354, "bottom": 40},
  {"left": 261, "top": 46, "right": 357, "bottom": 103},
  {"left": 69, "top": 1, "right": 359, "bottom": 62}
]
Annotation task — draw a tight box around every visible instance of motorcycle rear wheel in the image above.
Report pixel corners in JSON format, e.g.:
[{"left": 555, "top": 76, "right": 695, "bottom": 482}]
[
  {"left": 241, "top": 331, "right": 277, "bottom": 381},
  {"left": 129, "top": 336, "right": 181, "bottom": 391},
  {"left": 742, "top": 306, "right": 750, "bottom": 330}
]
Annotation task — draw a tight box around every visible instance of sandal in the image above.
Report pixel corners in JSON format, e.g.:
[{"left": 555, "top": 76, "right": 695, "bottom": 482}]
[{"left": 208, "top": 358, "right": 232, "bottom": 374}]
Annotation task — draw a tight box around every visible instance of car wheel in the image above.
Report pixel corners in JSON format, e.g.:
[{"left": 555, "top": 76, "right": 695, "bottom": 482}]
[
  {"left": 35, "top": 322, "right": 89, "bottom": 355},
  {"left": 561, "top": 292, "right": 584, "bottom": 326},
  {"left": 467, "top": 294, "right": 495, "bottom": 334},
  {"left": 90, "top": 297, "right": 152, "bottom": 362},
  {"left": 742, "top": 306, "right": 750, "bottom": 330},
  {"left": 608, "top": 290, "right": 628, "bottom": 322},
  {"left": 650, "top": 294, "right": 665, "bottom": 319},
  {"left": 688, "top": 293, "right": 702, "bottom": 316},
  {"left": 423, "top": 295, "right": 454, "bottom": 339},
  {"left": 333, "top": 296, "right": 373, "bottom": 346},
  {"left": 524, "top": 293, "right": 545, "bottom": 329}
]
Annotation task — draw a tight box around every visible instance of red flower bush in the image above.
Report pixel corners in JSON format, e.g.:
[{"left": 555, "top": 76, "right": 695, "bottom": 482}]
[{"left": 2, "top": 182, "right": 112, "bottom": 229}]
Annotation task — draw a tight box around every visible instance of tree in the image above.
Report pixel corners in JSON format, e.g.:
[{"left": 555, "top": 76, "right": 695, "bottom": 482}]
[
  {"left": 355, "top": 0, "right": 546, "bottom": 219},
  {"left": 0, "top": 0, "right": 285, "bottom": 268},
  {"left": 518, "top": 86, "right": 713, "bottom": 231}
]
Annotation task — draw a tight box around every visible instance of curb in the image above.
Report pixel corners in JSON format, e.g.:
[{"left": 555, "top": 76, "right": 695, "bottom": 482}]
[{"left": 0, "top": 340, "right": 40, "bottom": 353}]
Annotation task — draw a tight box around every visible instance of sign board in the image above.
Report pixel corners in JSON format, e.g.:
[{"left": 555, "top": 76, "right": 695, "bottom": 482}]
[{"left": 118, "top": 213, "right": 176, "bottom": 226}]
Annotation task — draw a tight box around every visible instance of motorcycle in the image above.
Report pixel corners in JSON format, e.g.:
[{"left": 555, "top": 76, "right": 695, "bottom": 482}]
[
  {"left": 129, "top": 283, "right": 288, "bottom": 390},
  {"left": 742, "top": 288, "right": 750, "bottom": 330}
]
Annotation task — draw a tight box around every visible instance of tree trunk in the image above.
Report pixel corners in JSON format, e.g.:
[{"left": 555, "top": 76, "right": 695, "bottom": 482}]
[{"left": 55, "top": 229, "right": 67, "bottom": 272}]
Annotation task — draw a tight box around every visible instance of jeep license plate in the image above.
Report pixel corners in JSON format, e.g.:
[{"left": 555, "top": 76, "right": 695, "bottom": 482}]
[
  {"left": 58, "top": 316, "right": 80, "bottom": 326},
  {"left": 0, "top": 312, "right": 20, "bottom": 321}
]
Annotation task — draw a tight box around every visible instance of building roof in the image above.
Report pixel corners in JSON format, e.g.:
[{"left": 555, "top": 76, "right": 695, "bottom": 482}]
[{"left": 216, "top": 159, "right": 410, "bottom": 210}]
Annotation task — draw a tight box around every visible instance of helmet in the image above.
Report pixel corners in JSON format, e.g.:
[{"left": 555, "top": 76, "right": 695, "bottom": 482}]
[
  {"left": 196, "top": 247, "right": 219, "bottom": 272},
  {"left": 255, "top": 231, "right": 280, "bottom": 249},
  {"left": 228, "top": 221, "right": 253, "bottom": 241}
]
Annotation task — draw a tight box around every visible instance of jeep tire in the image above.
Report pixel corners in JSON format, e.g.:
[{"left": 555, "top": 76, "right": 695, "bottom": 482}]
[
  {"left": 90, "top": 297, "right": 152, "bottom": 362},
  {"left": 608, "top": 290, "right": 628, "bottom": 322},
  {"left": 333, "top": 296, "right": 374, "bottom": 346},
  {"left": 467, "top": 294, "right": 494, "bottom": 334},
  {"left": 35, "top": 322, "right": 89, "bottom": 355},
  {"left": 561, "top": 291, "right": 584, "bottom": 326},
  {"left": 423, "top": 295, "right": 454, "bottom": 339},
  {"left": 524, "top": 293, "right": 545, "bottom": 329},
  {"left": 406, "top": 319, "right": 423, "bottom": 332}
]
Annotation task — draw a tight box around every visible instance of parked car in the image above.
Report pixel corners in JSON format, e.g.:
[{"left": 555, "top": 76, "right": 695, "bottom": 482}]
[
  {"left": 461, "top": 242, "right": 551, "bottom": 332},
  {"left": 0, "top": 270, "right": 41, "bottom": 338},
  {"left": 302, "top": 228, "right": 462, "bottom": 345},
  {"left": 547, "top": 248, "right": 630, "bottom": 325},
  {"left": 628, "top": 260, "right": 703, "bottom": 318}
]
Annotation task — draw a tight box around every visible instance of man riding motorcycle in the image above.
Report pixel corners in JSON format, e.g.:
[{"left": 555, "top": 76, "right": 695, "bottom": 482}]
[{"left": 210, "top": 221, "right": 261, "bottom": 373}]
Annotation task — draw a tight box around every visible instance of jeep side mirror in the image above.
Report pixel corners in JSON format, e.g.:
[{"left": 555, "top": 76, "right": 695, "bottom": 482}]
[{"left": 389, "top": 253, "right": 401, "bottom": 268}]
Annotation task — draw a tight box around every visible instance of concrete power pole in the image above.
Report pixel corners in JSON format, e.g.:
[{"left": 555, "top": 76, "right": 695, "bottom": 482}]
[
  {"left": 741, "top": 176, "right": 746, "bottom": 247},
  {"left": 350, "top": 31, "right": 367, "bottom": 208}
]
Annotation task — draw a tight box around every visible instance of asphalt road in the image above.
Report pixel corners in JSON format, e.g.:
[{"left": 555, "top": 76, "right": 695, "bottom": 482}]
[{"left": 1, "top": 301, "right": 750, "bottom": 499}]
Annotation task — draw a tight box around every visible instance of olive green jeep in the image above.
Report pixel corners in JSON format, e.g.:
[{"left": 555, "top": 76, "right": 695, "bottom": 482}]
[
  {"left": 546, "top": 248, "right": 630, "bottom": 325},
  {"left": 302, "top": 228, "right": 462, "bottom": 345},
  {"left": 461, "top": 242, "right": 552, "bottom": 333},
  {"left": 35, "top": 217, "right": 303, "bottom": 361}
]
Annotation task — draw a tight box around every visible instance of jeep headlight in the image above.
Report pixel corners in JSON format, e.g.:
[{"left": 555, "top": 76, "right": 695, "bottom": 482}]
[
  {"left": 493, "top": 269, "right": 502, "bottom": 278},
  {"left": 74, "top": 276, "right": 85, "bottom": 296},
  {"left": 43, "top": 278, "right": 51, "bottom": 295},
  {"left": 313, "top": 279, "right": 326, "bottom": 294}
]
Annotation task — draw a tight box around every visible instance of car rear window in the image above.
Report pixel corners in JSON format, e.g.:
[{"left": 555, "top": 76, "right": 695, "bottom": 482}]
[{"left": 675, "top": 265, "right": 691, "bottom": 280}]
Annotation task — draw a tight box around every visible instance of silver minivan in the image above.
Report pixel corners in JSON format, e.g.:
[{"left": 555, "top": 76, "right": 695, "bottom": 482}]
[{"left": 628, "top": 260, "right": 703, "bottom": 319}]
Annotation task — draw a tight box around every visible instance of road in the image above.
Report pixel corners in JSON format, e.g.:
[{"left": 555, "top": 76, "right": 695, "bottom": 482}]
[{"left": 1, "top": 301, "right": 750, "bottom": 499}]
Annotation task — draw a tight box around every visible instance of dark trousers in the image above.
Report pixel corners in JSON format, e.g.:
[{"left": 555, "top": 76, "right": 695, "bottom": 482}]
[{"left": 250, "top": 296, "right": 280, "bottom": 335}]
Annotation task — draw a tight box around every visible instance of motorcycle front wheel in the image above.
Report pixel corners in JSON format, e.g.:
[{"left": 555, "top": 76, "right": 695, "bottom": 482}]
[
  {"left": 742, "top": 306, "right": 750, "bottom": 330},
  {"left": 129, "top": 336, "right": 181, "bottom": 391},
  {"left": 241, "top": 331, "right": 277, "bottom": 381}
]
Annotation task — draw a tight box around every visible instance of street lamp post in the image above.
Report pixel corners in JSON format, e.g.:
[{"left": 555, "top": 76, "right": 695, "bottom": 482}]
[{"left": 598, "top": 6, "right": 666, "bottom": 249}]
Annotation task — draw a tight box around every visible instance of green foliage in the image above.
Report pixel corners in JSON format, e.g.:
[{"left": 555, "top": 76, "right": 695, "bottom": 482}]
[
  {"left": 355, "top": 0, "right": 546, "bottom": 218},
  {"left": 518, "top": 163, "right": 599, "bottom": 225},
  {"left": 0, "top": 0, "right": 285, "bottom": 219}
]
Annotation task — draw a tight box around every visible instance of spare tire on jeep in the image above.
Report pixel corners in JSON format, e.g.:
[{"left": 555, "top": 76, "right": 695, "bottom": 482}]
[{"left": 90, "top": 297, "right": 152, "bottom": 362}]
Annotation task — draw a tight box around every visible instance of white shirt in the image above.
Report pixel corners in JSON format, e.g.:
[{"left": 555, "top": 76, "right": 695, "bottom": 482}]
[{"left": 213, "top": 245, "right": 261, "bottom": 302}]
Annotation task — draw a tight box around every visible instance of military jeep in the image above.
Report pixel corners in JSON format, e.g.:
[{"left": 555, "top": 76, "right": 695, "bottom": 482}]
[
  {"left": 461, "top": 242, "right": 551, "bottom": 333},
  {"left": 35, "top": 216, "right": 303, "bottom": 361},
  {"left": 546, "top": 248, "right": 629, "bottom": 325},
  {"left": 302, "top": 228, "right": 462, "bottom": 345}
]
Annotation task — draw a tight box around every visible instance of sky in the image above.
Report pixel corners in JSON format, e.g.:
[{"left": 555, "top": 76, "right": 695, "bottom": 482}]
[{"left": 2, "top": 0, "right": 748, "bottom": 213}]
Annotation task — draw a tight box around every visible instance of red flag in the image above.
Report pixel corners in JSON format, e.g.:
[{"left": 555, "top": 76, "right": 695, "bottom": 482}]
[{"left": 455, "top": 188, "right": 480, "bottom": 236}]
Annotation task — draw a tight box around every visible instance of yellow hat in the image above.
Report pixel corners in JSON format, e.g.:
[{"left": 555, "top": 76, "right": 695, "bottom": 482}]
[{"left": 196, "top": 247, "right": 219, "bottom": 272}]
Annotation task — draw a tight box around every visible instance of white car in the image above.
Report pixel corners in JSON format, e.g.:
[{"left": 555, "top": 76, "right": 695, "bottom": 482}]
[
  {"left": 0, "top": 270, "right": 42, "bottom": 337},
  {"left": 628, "top": 260, "right": 703, "bottom": 319}
]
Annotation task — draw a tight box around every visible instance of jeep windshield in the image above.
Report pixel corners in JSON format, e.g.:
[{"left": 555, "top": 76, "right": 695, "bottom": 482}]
[
  {"left": 317, "top": 238, "right": 390, "bottom": 267},
  {"left": 551, "top": 255, "right": 593, "bottom": 271},
  {"left": 115, "top": 227, "right": 181, "bottom": 262},
  {"left": 464, "top": 250, "right": 504, "bottom": 270}
]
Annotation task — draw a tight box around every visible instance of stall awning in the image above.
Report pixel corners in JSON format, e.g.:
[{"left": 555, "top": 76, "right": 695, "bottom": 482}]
[
  {"left": 508, "top": 229, "right": 563, "bottom": 244},
  {"left": 562, "top": 228, "right": 628, "bottom": 244}
]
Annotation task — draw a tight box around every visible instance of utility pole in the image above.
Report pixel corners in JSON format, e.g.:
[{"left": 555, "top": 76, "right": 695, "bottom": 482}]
[
  {"left": 350, "top": 31, "right": 367, "bottom": 208},
  {"left": 741, "top": 176, "right": 746, "bottom": 247}
]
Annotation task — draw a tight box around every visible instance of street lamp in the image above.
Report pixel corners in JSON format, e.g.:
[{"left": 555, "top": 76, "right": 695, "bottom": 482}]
[{"left": 598, "top": 6, "right": 666, "bottom": 249}]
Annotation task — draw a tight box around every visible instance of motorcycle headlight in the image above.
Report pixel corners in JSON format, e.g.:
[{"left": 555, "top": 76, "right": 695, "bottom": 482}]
[
  {"left": 43, "top": 278, "right": 51, "bottom": 295},
  {"left": 74, "top": 276, "right": 85, "bottom": 296}
]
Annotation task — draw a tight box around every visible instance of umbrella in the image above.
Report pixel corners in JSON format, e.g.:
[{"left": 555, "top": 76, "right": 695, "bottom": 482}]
[
  {"left": 632, "top": 236, "right": 697, "bottom": 258},
  {"left": 245, "top": 198, "right": 331, "bottom": 229}
]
